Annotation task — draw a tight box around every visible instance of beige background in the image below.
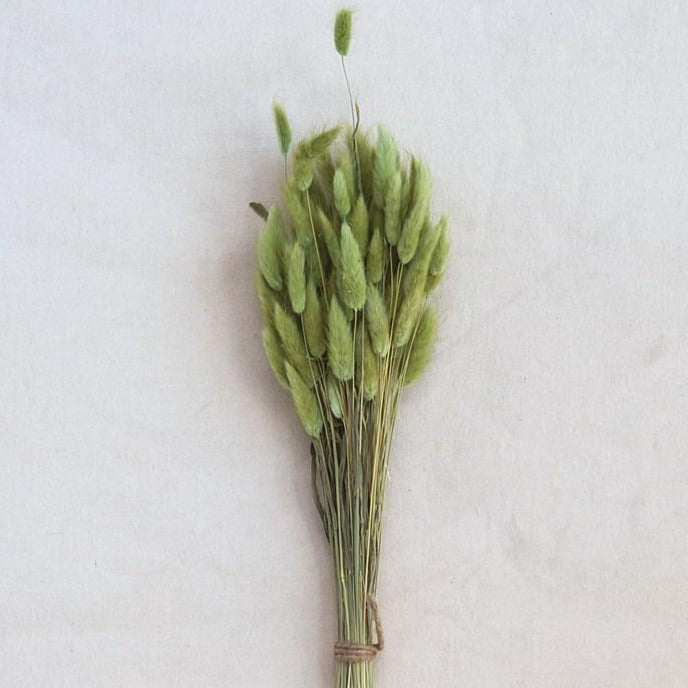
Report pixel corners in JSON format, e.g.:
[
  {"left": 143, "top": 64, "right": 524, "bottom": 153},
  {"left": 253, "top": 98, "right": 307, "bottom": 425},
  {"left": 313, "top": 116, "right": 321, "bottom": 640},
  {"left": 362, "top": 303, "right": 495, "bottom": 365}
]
[{"left": 1, "top": 1, "right": 687, "bottom": 686}]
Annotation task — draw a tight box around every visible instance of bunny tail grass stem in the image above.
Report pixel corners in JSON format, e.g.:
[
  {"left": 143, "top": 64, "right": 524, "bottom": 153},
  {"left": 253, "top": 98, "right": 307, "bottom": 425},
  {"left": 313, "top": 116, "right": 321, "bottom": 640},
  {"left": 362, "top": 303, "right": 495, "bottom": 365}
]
[{"left": 341, "top": 56, "right": 362, "bottom": 195}]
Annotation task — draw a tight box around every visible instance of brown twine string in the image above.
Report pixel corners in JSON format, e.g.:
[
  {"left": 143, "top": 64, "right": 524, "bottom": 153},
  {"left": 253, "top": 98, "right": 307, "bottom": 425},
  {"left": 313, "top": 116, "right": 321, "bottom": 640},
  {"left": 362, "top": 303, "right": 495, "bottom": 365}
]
[{"left": 333, "top": 595, "right": 385, "bottom": 664}]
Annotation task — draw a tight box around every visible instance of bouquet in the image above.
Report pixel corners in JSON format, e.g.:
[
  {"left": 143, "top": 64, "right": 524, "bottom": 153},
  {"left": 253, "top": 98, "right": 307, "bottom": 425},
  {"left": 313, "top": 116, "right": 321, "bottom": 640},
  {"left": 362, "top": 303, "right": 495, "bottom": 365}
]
[{"left": 252, "top": 10, "right": 449, "bottom": 687}]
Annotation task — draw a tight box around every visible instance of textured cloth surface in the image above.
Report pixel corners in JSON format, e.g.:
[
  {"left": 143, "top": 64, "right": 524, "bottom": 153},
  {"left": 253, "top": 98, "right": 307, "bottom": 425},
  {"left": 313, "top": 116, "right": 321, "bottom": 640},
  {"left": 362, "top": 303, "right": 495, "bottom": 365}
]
[{"left": 1, "top": 2, "right": 687, "bottom": 686}]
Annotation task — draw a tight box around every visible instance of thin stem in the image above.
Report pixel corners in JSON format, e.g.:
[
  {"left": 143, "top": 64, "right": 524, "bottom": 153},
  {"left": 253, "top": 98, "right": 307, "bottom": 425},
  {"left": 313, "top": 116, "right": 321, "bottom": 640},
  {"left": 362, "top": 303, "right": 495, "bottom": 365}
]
[{"left": 341, "top": 56, "right": 362, "bottom": 194}]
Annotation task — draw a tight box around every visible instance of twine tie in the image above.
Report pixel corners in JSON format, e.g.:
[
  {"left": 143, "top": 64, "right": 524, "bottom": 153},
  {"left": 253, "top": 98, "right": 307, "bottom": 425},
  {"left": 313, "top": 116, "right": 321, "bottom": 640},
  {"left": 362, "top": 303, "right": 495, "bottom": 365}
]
[{"left": 334, "top": 595, "right": 385, "bottom": 664}]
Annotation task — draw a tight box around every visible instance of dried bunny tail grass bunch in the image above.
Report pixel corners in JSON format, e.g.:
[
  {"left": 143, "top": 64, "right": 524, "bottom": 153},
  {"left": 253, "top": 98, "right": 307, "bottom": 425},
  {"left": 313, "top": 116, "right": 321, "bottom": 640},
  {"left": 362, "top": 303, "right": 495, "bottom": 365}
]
[{"left": 252, "top": 9, "right": 449, "bottom": 688}]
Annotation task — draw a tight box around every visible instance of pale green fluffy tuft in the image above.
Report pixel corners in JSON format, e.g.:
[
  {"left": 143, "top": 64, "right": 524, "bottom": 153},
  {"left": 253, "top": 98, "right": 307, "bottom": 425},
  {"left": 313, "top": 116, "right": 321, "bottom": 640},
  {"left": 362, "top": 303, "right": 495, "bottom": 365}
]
[
  {"left": 303, "top": 280, "right": 326, "bottom": 357},
  {"left": 365, "top": 283, "right": 390, "bottom": 357},
  {"left": 285, "top": 362, "right": 323, "bottom": 436},
  {"left": 429, "top": 217, "right": 449, "bottom": 277},
  {"left": 316, "top": 207, "right": 341, "bottom": 269},
  {"left": 326, "top": 373, "right": 343, "bottom": 418},
  {"left": 284, "top": 184, "right": 311, "bottom": 245},
  {"left": 272, "top": 102, "right": 291, "bottom": 156},
  {"left": 349, "top": 194, "right": 369, "bottom": 255},
  {"left": 373, "top": 127, "right": 398, "bottom": 210},
  {"left": 334, "top": 9, "right": 353, "bottom": 56},
  {"left": 402, "top": 219, "right": 442, "bottom": 296},
  {"left": 287, "top": 242, "right": 306, "bottom": 313},
  {"left": 404, "top": 306, "right": 437, "bottom": 384},
  {"left": 384, "top": 170, "right": 402, "bottom": 245},
  {"left": 333, "top": 168, "right": 351, "bottom": 217},
  {"left": 257, "top": 205, "right": 284, "bottom": 290},
  {"left": 274, "top": 302, "right": 312, "bottom": 384},
  {"left": 262, "top": 325, "right": 288, "bottom": 388},
  {"left": 338, "top": 149, "right": 356, "bottom": 203},
  {"left": 393, "top": 280, "right": 424, "bottom": 348},
  {"left": 365, "top": 226, "right": 384, "bottom": 284},
  {"left": 361, "top": 334, "right": 379, "bottom": 400},
  {"left": 338, "top": 222, "right": 367, "bottom": 310},
  {"left": 397, "top": 161, "right": 431, "bottom": 263},
  {"left": 327, "top": 296, "right": 354, "bottom": 380}
]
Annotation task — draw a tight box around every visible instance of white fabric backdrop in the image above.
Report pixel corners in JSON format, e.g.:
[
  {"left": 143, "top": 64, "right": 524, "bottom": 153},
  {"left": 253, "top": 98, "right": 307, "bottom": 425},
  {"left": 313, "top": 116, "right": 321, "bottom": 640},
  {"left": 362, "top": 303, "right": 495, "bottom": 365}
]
[{"left": 1, "top": 2, "right": 687, "bottom": 686}]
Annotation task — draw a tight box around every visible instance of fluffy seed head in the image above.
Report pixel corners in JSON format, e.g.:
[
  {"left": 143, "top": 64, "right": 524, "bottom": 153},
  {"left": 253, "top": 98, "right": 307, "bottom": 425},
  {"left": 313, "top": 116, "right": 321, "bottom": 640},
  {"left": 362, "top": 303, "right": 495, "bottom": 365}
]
[
  {"left": 373, "top": 127, "right": 398, "bottom": 210},
  {"left": 365, "top": 283, "right": 390, "bottom": 357},
  {"left": 338, "top": 222, "right": 367, "bottom": 310},
  {"left": 328, "top": 296, "right": 354, "bottom": 381},
  {"left": 304, "top": 127, "right": 341, "bottom": 158},
  {"left": 257, "top": 205, "right": 284, "bottom": 290},
  {"left": 361, "top": 334, "right": 379, "bottom": 400},
  {"left": 404, "top": 306, "right": 438, "bottom": 384},
  {"left": 262, "top": 326, "right": 288, "bottom": 388},
  {"left": 393, "top": 281, "right": 424, "bottom": 348},
  {"left": 384, "top": 170, "right": 402, "bottom": 245},
  {"left": 274, "top": 302, "right": 312, "bottom": 383},
  {"left": 349, "top": 194, "right": 369, "bottom": 254},
  {"left": 397, "top": 161, "right": 431, "bottom": 263},
  {"left": 402, "top": 220, "right": 442, "bottom": 296},
  {"left": 284, "top": 184, "right": 311, "bottom": 245},
  {"left": 334, "top": 9, "right": 353, "bottom": 56},
  {"left": 338, "top": 150, "right": 356, "bottom": 202},
  {"left": 430, "top": 216, "right": 449, "bottom": 277},
  {"left": 333, "top": 168, "right": 351, "bottom": 217},
  {"left": 326, "top": 374, "right": 343, "bottom": 418},
  {"left": 256, "top": 271, "right": 276, "bottom": 327},
  {"left": 303, "top": 280, "right": 326, "bottom": 357},
  {"left": 316, "top": 207, "right": 341, "bottom": 269},
  {"left": 285, "top": 362, "right": 323, "bottom": 437},
  {"left": 287, "top": 242, "right": 306, "bottom": 313},
  {"left": 357, "top": 132, "right": 375, "bottom": 200},
  {"left": 272, "top": 102, "right": 291, "bottom": 156},
  {"left": 366, "top": 226, "right": 384, "bottom": 284}
]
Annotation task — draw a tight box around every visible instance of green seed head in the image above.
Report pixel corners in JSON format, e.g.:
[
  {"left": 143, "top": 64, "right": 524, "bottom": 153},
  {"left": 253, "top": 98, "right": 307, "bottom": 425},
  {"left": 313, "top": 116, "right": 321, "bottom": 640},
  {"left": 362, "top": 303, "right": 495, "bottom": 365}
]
[
  {"left": 384, "top": 170, "right": 402, "bottom": 245},
  {"left": 256, "top": 271, "right": 276, "bottom": 327},
  {"left": 430, "top": 216, "right": 449, "bottom": 277},
  {"left": 338, "top": 149, "right": 356, "bottom": 202},
  {"left": 287, "top": 242, "right": 306, "bottom": 313},
  {"left": 361, "top": 334, "right": 379, "bottom": 400},
  {"left": 274, "top": 302, "right": 311, "bottom": 383},
  {"left": 326, "top": 373, "right": 343, "bottom": 419},
  {"left": 393, "top": 281, "right": 424, "bottom": 348},
  {"left": 397, "top": 161, "right": 431, "bottom": 264},
  {"left": 285, "top": 362, "right": 323, "bottom": 437},
  {"left": 333, "top": 168, "right": 351, "bottom": 217},
  {"left": 402, "top": 219, "right": 442, "bottom": 296},
  {"left": 272, "top": 101, "right": 291, "bottom": 156},
  {"left": 328, "top": 296, "right": 354, "bottom": 381},
  {"left": 338, "top": 222, "right": 367, "bottom": 310},
  {"left": 405, "top": 306, "right": 438, "bottom": 384},
  {"left": 316, "top": 207, "right": 341, "bottom": 269},
  {"left": 284, "top": 184, "right": 311, "bottom": 245},
  {"left": 262, "top": 326, "right": 288, "bottom": 388},
  {"left": 366, "top": 226, "right": 384, "bottom": 284},
  {"left": 373, "top": 127, "right": 398, "bottom": 210},
  {"left": 303, "top": 280, "right": 326, "bottom": 357},
  {"left": 365, "top": 283, "right": 390, "bottom": 357},
  {"left": 349, "top": 194, "right": 369, "bottom": 255},
  {"left": 257, "top": 205, "right": 284, "bottom": 290},
  {"left": 334, "top": 9, "right": 353, "bottom": 56}
]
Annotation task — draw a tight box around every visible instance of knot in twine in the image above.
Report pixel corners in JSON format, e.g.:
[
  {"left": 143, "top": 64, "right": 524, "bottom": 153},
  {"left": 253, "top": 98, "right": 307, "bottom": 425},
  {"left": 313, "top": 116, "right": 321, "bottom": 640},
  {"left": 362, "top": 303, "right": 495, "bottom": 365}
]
[{"left": 334, "top": 595, "right": 385, "bottom": 664}]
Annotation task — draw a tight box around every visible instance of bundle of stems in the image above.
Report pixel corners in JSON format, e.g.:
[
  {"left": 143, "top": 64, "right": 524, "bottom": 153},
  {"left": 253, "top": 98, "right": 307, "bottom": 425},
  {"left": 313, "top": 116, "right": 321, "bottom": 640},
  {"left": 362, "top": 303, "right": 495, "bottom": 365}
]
[{"left": 253, "top": 11, "right": 448, "bottom": 688}]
